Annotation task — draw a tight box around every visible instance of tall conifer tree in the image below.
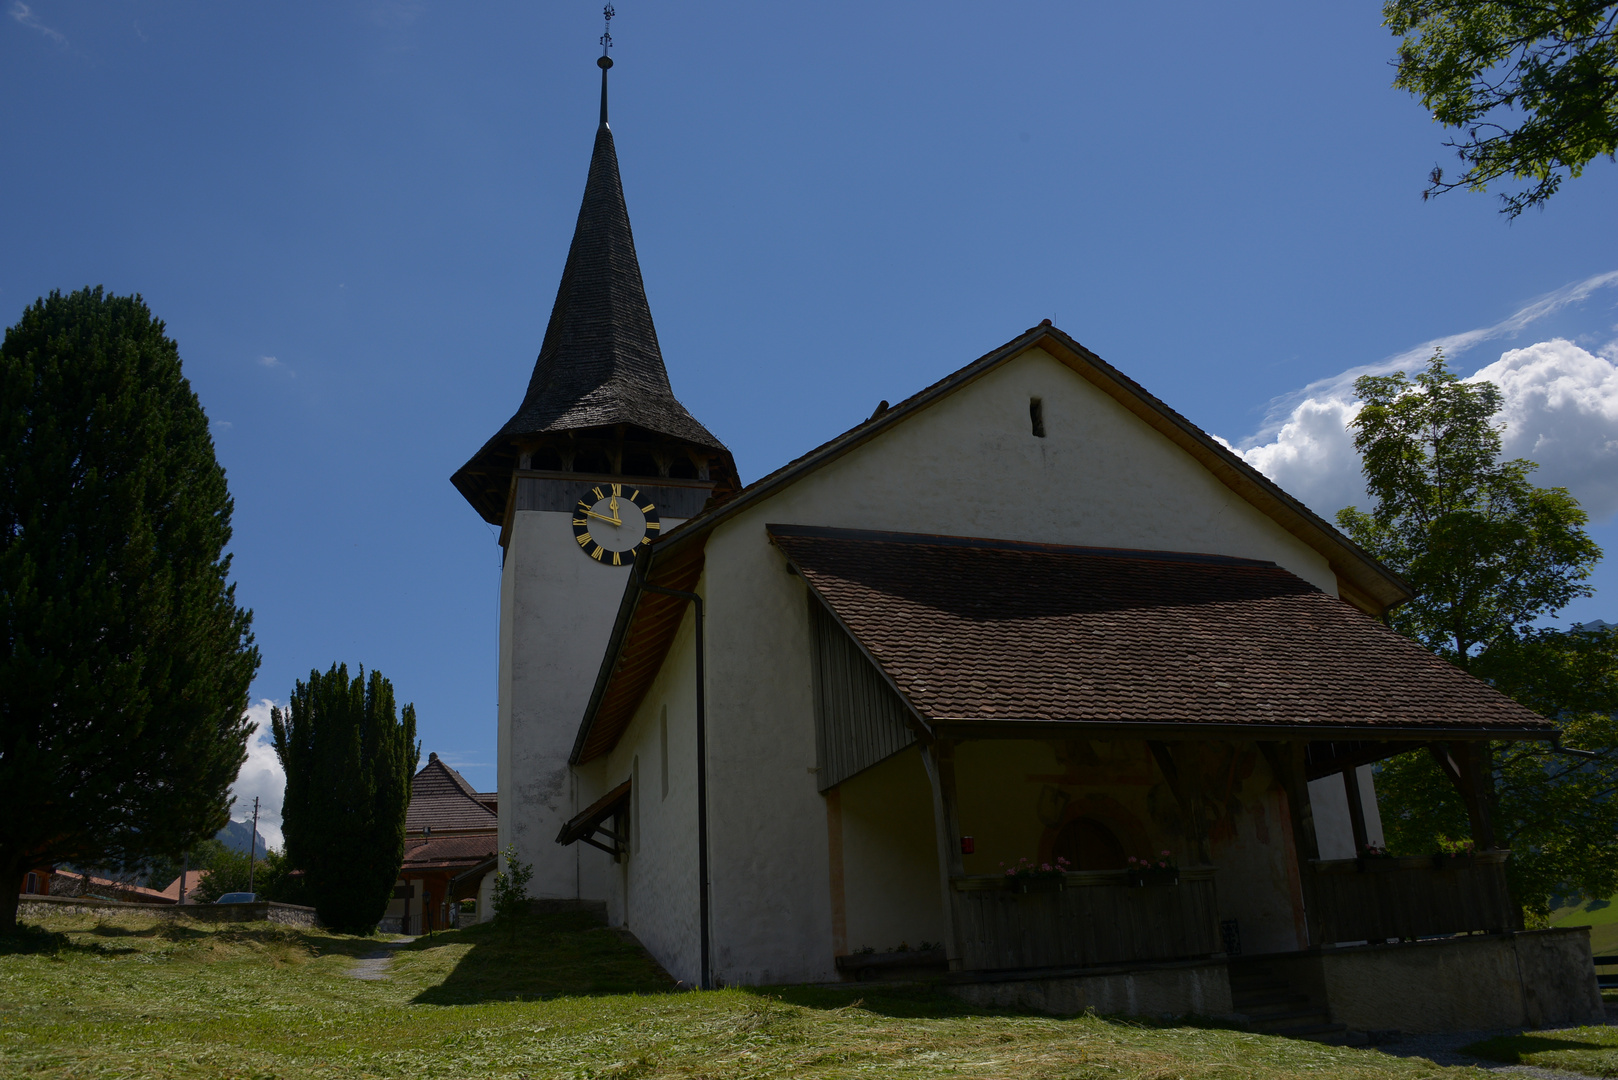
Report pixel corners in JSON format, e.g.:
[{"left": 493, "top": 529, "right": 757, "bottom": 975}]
[
  {"left": 0, "top": 288, "right": 259, "bottom": 932},
  {"left": 272, "top": 664, "right": 418, "bottom": 933}
]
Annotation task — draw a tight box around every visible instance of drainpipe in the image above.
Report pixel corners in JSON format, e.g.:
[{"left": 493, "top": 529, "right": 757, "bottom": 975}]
[{"left": 638, "top": 572, "right": 710, "bottom": 991}]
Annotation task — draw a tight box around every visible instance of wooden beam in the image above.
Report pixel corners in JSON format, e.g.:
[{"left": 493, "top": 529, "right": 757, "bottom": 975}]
[
  {"left": 1430, "top": 741, "right": 1498, "bottom": 851},
  {"left": 922, "top": 740, "right": 968, "bottom": 972},
  {"left": 1341, "top": 767, "right": 1369, "bottom": 853}
]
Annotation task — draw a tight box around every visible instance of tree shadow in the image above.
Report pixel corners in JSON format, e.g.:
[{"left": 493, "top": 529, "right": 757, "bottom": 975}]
[
  {"left": 1460, "top": 1032, "right": 1615, "bottom": 1064},
  {"left": 410, "top": 912, "right": 677, "bottom": 1005}
]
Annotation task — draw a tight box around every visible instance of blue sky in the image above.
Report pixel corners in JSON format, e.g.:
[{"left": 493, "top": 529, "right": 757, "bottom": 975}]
[{"left": 6, "top": 2, "right": 1617, "bottom": 840}]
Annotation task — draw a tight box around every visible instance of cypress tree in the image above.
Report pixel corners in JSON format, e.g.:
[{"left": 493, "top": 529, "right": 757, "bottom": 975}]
[
  {"left": 272, "top": 664, "right": 418, "bottom": 933},
  {"left": 0, "top": 288, "right": 259, "bottom": 933}
]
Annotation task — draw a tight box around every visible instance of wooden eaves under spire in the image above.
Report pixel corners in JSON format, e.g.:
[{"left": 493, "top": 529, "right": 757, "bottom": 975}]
[{"left": 452, "top": 53, "right": 738, "bottom": 527}]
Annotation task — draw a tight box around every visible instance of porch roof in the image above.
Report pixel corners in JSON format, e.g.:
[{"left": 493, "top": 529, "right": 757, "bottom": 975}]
[{"left": 770, "top": 525, "right": 1554, "bottom": 739}]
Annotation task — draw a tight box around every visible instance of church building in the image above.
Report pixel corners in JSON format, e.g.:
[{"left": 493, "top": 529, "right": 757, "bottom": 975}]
[{"left": 454, "top": 54, "right": 1603, "bottom": 1035}]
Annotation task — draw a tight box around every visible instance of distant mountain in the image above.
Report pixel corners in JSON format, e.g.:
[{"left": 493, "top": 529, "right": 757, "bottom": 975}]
[
  {"left": 217, "top": 819, "right": 268, "bottom": 856},
  {"left": 1574, "top": 620, "right": 1614, "bottom": 632}
]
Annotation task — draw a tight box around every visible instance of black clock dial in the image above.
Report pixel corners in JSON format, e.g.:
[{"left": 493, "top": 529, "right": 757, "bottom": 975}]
[{"left": 571, "top": 484, "right": 661, "bottom": 566}]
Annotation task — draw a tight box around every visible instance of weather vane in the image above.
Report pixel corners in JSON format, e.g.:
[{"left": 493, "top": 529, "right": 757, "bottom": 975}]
[{"left": 600, "top": 3, "right": 614, "bottom": 58}]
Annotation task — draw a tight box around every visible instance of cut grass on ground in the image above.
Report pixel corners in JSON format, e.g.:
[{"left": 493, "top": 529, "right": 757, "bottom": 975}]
[
  {"left": 1463, "top": 1026, "right": 1618, "bottom": 1077},
  {"left": 1554, "top": 895, "right": 1618, "bottom": 958},
  {"left": 0, "top": 911, "right": 1518, "bottom": 1079}
]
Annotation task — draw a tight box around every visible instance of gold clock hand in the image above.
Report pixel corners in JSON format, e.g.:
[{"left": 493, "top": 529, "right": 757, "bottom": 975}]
[{"left": 581, "top": 508, "right": 622, "bottom": 526}]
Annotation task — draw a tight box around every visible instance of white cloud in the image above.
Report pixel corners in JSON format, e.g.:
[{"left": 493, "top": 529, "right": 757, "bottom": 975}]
[
  {"left": 10, "top": 2, "right": 65, "bottom": 44},
  {"left": 1231, "top": 339, "right": 1618, "bottom": 524},
  {"left": 229, "top": 700, "right": 286, "bottom": 851},
  {"left": 257, "top": 355, "right": 282, "bottom": 368},
  {"left": 1480, "top": 339, "right": 1618, "bottom": 519},
  {"left": 1229, "top": 269, "right": 1618, "bottom": 526}
]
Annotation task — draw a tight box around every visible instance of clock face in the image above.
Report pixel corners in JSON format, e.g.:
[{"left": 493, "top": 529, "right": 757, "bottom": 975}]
[{"left": 572, "top": 484, "right": 661, "bottom": 565}]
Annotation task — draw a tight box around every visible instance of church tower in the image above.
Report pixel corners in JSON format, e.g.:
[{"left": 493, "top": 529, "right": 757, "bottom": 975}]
[{"left": 452, "top": 52, "right": 738, "bottom": 901}]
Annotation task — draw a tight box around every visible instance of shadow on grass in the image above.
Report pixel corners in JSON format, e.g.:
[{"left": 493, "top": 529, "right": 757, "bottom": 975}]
[
  {"left": 411, "top": 911, "right": 677, "bottom": 1004},
  {"left": 1461, "top": 1032, "right": 1617, "bottom": 1064}
]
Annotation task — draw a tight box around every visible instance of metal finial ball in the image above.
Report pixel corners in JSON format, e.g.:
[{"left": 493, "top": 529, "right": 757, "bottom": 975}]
[{"left": 598, "top": 55, "right": 613, "bottom": 70}]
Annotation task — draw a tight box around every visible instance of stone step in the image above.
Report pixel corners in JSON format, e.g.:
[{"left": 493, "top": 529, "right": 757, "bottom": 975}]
[
  {"left": 1232, "top": 988, "right": 1307, "bottom": 1009},
  {"left": 1245, "top": 1008, "right": 1333, "bottom": 1031}
]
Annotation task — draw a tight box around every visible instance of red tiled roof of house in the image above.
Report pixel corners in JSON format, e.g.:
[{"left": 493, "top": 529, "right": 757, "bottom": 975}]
[
  {"left": 769, "top": 525, "right": 1555, "bottom": 736},
  {"left": 401, "top": 833, "right": 499, "bottom": 870},
  {"left": 406, "top": 754, "right": 498, "bottom": 834}
]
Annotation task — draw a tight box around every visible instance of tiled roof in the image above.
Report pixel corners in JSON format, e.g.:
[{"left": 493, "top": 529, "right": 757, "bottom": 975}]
[
  {"left": 402, "top": 833, "right": 498, "bottom": 870},
  {"left": 769, "top": 525, "right": 1554, "bottom": 735},
  {"left": 406, "top": 755, "right": 498, "bottom": 833}
]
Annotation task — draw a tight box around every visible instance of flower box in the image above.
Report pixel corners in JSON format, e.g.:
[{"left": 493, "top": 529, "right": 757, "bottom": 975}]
[
  {"left": 1355, "top": 856, "right": 1402, "bottom": 873},
  {"left": 1431, "top": 852, "right": 1475, "bottom": 871},
  {"left": 1127, "top": 867, "right": 1179, "bottom": 888}
]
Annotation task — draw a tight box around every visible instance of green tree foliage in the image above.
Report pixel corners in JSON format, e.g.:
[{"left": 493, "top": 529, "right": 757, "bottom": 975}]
[
  {"left": 1337, "top": 350, "right": 1616, "bottom": 918},
  {"left": 0, "top": 288, "right": 259, "bottom": 933},
  {"left": 1384, "top": 0, "right": 1618, "bottom": 217},
  {"left": 189, "top": 842, "right": 307, "bottom": 906},
  {"left": 271, "top": 665, "right": 418, "bottom": 934},
  {"left": 492, "top": 844, "right": 533, "bottom": 922},
  {"left": 1337, "top": 351, "right": 1600, "bottom": 667}
]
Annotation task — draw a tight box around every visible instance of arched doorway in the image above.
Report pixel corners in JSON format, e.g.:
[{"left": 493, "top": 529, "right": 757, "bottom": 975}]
[{"left": 1052, "top": 816, "right": 1129, "bottom": 870}]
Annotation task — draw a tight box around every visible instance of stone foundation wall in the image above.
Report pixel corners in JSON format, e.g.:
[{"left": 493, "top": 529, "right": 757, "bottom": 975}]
[
  {"left": 1312, "top": 927, "right": 1602, "bottom": 1034},
  {"left": 947, "top": 957, "right": 1234, "bottom": 1019}
]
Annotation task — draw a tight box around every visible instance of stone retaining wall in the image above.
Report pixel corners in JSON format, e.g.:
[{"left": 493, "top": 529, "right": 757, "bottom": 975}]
[{"left": 19, "top": 893, "right": 320, "bottom": 928}]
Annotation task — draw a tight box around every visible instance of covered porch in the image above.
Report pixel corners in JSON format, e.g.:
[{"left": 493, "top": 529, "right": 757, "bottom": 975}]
[{"left": 774, "top": 525, "right": 1592, "bottom": 1029}]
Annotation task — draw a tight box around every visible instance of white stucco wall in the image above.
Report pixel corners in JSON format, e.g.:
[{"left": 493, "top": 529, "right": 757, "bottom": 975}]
[
  {"left": 837, "top": 746, "right": 947, "bottom": 955},
  {"left": 609, "top": 346, "right": 1381, "bottom": 983},
  {"left": 499, "top": 507, "right": 687, "bottom": 900},
  {"left": 598, "top": 609, "right": 706, "bottom": 984},
  {"left": 1308, "top": 765, "right": 1386, "bottom": 861}
]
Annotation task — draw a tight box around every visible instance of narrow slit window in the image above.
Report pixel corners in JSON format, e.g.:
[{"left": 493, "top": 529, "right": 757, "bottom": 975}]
[
  {"left": 1030, "top": 397, "right": 1046, "bottom": 437},
  {"left": 660, "top": 707, "right": 669, "bottom": 799}
]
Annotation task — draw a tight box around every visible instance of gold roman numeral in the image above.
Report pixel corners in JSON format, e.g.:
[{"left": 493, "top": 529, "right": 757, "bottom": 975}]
[
  {"left": 611, "top": 551, "right": 622, "bottom": 566},
  {"left": 640, "top": 503, "right": 655, "bottom": 514},
  {"left": 611, "top": 483, "right": 622, "bottom": 496},
  {"left": 592, "top": 486, "right": 605, "bottom": 500},
  {"left": 646, "top": 522, "right": 661, "bottom": 531},
  {"left": 572, "top": 518, "right": 587, "bottom": 526},
  {"left": 591, "top": 546, "right": 605, "bottom": 561},
  {"left": 576, "top": 534, "right": 591, "bottom": 547}
]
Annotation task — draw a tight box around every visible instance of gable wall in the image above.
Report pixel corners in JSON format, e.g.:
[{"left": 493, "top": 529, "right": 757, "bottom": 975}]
[{"left": 629, "top": 346, "right": 1354, "bottom": 983}]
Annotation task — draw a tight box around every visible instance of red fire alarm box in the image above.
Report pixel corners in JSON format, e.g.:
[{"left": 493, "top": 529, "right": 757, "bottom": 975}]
[{"left": 959, "top": 836, "right": 975, "bottom": 855}]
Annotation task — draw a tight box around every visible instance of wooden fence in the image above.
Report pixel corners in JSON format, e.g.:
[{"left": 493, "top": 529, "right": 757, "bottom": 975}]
[
  {"left": 1308, "top": 851, "right": 1516, "bottom": 944},
  {"left": 952, "top": 868, "right": 1221, "bottom": 972}
]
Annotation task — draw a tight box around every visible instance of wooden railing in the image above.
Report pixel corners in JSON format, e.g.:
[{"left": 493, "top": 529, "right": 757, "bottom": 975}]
[
  {"left": 1308, "top": 851, "right": 1516, "bottom": 944},
  {"left": 952, "top": 867, "right": 1221, "bottom": 972}
]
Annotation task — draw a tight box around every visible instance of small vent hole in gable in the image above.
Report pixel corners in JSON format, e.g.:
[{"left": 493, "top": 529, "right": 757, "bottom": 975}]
[{"left": 1030, "top": 397, "right": 1046, "bottom": 438}]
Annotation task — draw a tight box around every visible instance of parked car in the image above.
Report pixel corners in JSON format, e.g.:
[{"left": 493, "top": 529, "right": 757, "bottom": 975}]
[{"left": 215, "top": 892, "right": 257, "bottom": 904}]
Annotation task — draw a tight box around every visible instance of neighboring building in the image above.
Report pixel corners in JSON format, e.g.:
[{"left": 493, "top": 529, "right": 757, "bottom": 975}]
[
  {"left": 20, "top": 868, "right": 52, "bottom": 897},
  {"left": 50, "top": 870, "right": 175, "bottom": 905},
  {"left": 383, "top": 753, "right": 498, "bottom": 934},
  {"left": 158, "top": 869, "right": 210, "bottom": 904},
  {"left": 455, "top": 53, "right": 1604, "bottom": 1034}
]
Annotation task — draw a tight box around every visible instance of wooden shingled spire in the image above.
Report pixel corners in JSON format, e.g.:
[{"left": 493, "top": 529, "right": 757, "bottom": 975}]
[{"left": 452, "top": 53, "right": 736, "bottom": 526}]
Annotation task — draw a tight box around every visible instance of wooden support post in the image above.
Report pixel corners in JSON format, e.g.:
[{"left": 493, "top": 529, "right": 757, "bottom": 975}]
[
  {"left": 922, "top": 739, "right": 968, "bottom": 971},
  {"left": 1260, "top": 740, "right": 1323, "bottom": 946},
  {"left": 1341, "top": 766, "right": 1369, "bottom": 853},
  {"left": 1429, "top": 741, "right": 1498, "bottom": 851}
]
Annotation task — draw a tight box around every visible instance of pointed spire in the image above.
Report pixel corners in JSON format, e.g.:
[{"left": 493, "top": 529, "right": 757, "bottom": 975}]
[{"left": 451, "top": 50, "right": 736, "bottom": 526}]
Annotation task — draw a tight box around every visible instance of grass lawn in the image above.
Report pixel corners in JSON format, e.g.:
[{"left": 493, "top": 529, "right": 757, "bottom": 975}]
[
  {"left": 1554, "top": 896, "right": 1618, "bottom": 958},
  {"left": 1463, "top": 1027, "right": 1618, "bottom": 1077},
  {"left": 0, "top": 910, "right": 1523, "bottom": 1079}
]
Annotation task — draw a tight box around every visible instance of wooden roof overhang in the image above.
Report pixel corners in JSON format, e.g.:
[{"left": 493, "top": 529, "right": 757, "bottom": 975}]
[
  {"left": 570, "top": 533, "right": 708, "bottom": 765},
  {"left": 555, "top": 779, "right": 632, "bottom": 856}
]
